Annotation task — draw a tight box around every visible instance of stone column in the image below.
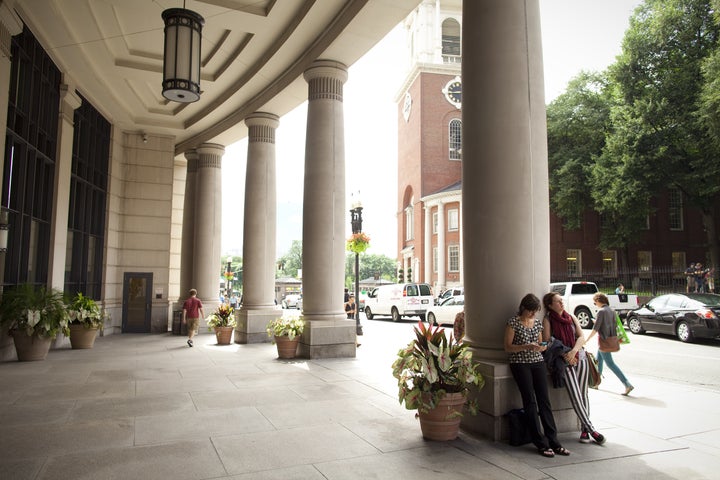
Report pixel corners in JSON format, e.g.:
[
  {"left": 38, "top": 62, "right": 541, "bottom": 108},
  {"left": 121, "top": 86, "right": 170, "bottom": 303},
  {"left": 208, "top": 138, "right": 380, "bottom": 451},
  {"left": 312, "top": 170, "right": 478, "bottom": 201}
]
[
  {"left": 179, "top": 149, "right": 198, "bottom": 302},
  {"left": 460, "top": 0, "right": 556, "bottom": 440},
  {"left": 48, "top": 82, "right": 81, "bottom": 291},
  {"left": 424, "top": 205, "right": 432, "bottom": 285},
  {"left": 437, "top": 201, "right": 446, "bottom": 292},
  {"left": 194, "top": 143, "right": 224, "bottom": 314},
  {"left": 236, "top": 112, "right": 282, "bottom": 343},
  {"left": 299, "top": 60, "right": 355, "bottom": 358}
]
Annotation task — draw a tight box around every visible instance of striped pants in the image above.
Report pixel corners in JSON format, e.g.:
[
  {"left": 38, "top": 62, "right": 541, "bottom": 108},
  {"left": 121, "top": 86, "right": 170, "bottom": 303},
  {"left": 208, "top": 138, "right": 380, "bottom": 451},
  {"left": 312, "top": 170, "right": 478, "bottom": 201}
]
[{"left": 561, "top": 353, "right": 596, "bottom": 433}]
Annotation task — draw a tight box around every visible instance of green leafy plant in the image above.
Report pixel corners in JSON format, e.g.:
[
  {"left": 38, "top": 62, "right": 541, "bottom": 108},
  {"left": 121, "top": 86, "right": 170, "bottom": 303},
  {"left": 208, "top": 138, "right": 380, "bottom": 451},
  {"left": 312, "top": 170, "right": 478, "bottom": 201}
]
[
  {"left": 0, "top": 284, "right": 70, "bottom": 339},
  {"left": 346, "top": 232, "right": 371, "bottom": 254},
  {"left": 67, "top": 292, "right": 106, "bottom": 329},
  {"left": 207, "top": 303, "right": 236, "bottom": 329},
  {"left": 266, "top": 314, "right": 304, "bottom": 342},
  {"left": 392, "top": 320, "right": 484, "bottom": 414}
]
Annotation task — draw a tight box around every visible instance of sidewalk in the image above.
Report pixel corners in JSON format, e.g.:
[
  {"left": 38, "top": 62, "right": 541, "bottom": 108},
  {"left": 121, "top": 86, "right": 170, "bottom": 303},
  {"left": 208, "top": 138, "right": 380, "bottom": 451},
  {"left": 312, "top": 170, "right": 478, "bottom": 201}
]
[{"left": 1, "top": 322, "right": 719, "bottom": 480}]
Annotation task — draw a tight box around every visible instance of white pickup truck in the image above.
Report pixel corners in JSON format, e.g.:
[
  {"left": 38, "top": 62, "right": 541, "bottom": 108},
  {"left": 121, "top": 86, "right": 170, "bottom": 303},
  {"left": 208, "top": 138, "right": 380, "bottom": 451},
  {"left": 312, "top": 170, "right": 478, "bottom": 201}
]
[{"left": 549, "top": 281, "right": 639, "bottom": 329}]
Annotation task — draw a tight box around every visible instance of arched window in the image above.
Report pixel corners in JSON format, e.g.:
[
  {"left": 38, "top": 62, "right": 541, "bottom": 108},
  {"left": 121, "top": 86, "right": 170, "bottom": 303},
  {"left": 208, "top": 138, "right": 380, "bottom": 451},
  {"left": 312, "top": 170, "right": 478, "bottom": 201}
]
[
  {"left": 449, "top": 119, "right": 462, "bottom": 160},
  {"left": 442, "top": 18, "right": 461, "bottom": 63}
]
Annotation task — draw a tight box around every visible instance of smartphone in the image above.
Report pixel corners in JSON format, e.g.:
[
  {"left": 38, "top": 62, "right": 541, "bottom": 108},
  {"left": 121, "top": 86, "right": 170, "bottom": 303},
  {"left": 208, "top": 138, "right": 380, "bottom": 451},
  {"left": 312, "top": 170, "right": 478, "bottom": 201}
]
[{"left": 539, "top": 341, "right": 548, "bottom": 346}]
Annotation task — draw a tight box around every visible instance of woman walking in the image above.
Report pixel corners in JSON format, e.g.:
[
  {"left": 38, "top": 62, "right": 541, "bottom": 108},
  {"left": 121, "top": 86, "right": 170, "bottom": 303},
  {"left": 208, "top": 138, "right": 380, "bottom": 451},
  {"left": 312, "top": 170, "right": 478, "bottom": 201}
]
[
  {"left": 542, "top": 292, "right": 606, "bottom": 445},
  {"left": 505, "top": 293, "right": 570, "bottom": 458},
  {"left": 585, "top": 292, "right": 634, "bottom": 396}
]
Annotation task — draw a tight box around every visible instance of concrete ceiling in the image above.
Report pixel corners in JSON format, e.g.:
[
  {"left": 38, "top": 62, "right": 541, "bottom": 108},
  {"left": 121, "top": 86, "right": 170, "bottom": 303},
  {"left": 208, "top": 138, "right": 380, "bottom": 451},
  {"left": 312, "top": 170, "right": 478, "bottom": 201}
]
[{"left": 14, "top": 0, "right": 421, "bottom": 154}]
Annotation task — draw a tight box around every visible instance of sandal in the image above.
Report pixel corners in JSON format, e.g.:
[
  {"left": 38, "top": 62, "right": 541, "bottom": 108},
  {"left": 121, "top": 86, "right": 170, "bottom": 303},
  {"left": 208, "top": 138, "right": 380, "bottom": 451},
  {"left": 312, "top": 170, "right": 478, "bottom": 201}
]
[
  {"left": 538, "top": 448, "right": 555, "bottom": 458},
  {"left": 553, "top": 446, "right": 570, "bottom": 456}
]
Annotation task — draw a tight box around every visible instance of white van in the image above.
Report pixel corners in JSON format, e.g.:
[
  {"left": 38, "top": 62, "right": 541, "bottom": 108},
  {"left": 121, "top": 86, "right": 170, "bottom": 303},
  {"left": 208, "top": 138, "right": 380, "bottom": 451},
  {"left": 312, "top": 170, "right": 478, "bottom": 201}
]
[{"left": 364, "top": 283, "right": 433, "bottom": 322}]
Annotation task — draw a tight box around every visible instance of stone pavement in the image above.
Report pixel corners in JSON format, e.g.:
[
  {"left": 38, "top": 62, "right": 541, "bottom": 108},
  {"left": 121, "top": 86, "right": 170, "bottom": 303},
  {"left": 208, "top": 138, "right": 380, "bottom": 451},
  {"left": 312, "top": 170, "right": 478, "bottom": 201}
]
[{"left": 1, "top": 319, "right": 719, "bottom": 480}]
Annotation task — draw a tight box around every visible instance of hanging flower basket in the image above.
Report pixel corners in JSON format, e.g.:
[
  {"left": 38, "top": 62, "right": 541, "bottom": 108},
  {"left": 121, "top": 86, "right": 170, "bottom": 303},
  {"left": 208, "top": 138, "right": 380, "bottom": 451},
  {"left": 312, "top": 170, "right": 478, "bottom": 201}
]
[{"left": 346, "top": 232, "right": 371, "bottom": 254}]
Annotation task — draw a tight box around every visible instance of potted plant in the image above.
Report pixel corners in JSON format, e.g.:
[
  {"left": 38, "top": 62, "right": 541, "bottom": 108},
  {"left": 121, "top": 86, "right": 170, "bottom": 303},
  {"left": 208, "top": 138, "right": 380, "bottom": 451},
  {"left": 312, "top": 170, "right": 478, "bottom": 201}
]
[
  {"left": 266, "top": 314, "right": 305, "bottom": 359},
  {"left": 207, "top": 303, "right": 236, "bottom": 345},
  {"left": 0, "top": 283, "right": 70, "bottom": 361},
  {"left": 391, "top": 320, "right": 484, "bottom": 440},
  {"left": 67, "top": 292, "right": 106, "bottom": 349}
]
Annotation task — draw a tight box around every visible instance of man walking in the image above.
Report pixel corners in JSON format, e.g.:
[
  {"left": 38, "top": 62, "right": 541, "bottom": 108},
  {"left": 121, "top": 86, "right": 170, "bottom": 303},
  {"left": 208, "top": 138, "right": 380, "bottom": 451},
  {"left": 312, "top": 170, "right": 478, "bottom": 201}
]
[{"left": 182, "top": 289, "right": 205, "bottom": 347}]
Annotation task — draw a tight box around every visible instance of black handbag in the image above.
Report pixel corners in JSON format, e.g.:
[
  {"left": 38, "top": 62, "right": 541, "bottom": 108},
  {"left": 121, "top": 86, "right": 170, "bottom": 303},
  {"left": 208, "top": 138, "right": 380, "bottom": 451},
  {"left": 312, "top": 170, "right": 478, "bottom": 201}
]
[{"left": 506, "top": 408, "right": 532, "bottom": 446}]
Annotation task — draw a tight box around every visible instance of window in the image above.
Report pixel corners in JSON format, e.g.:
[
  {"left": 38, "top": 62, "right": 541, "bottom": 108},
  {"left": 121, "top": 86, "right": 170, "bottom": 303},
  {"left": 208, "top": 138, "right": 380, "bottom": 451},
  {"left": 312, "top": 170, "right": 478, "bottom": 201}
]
[
  {"left": 448, "top": 245, "right": 460, "bottom": 272},
  {"left": 602, "top": 250, "right": 617, "bottom": 277},
  {"left": 405, "top": 203, "right": 414, "bottom": 240},
  {"left": 433, "top": 247, "right": 438, "bottom": 273},
  {"left": 449, "top": 119, "right": 462, "bottom": 160},
  {"left": 441, "top": 18, "right": 461, "bottom": 63},
  {"left": 668, "top": 187, "right": 683, "bottom": 230},
  {"left": 432, "top": 212, "right": 438, "bottom": 234},
  {"left": 638, "top": 251, "right": 652, "bottom": 278},
  {"left": 566, "top": 249, "right": 582, "bottom": 277},
  {"left": 672, "top": 252, "right": 686, "bottom": 278},
  {"left": 448, "top": 209, "right": 459, "bottom": 231}
]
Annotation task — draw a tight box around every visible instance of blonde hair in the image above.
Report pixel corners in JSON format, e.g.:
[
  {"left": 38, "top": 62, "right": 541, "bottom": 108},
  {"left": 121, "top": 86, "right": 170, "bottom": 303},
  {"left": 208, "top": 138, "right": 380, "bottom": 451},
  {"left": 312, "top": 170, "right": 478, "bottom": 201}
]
[{"left": 593, "top": 292, "right": 609, "bottom": 306}]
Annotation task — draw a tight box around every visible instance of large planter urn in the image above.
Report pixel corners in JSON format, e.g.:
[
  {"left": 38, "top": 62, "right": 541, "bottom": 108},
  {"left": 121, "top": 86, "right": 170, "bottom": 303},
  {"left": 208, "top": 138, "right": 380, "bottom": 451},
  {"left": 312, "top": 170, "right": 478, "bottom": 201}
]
[
  {"left": 68, "top": 324, "right": 99, "bottom": 349},
  {"left": 11, "top": 331, "right": 53, "bottom": 361},
  {"left": 274, "top": 335, "right": 300, "bottom": 359},
  {"left": 214, "top": 326, "right": 234, "bottom": 345},
  {"left": 417, "top": 391, "right": 466, "bottom": 441}
]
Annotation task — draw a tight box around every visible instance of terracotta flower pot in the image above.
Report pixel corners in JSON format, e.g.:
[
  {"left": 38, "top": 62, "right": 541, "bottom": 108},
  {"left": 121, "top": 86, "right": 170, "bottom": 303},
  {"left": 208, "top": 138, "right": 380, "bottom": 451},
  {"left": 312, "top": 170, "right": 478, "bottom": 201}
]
[
  {"left": 68, "top": 324, "right": 99, "bottom": 349},
  {"left": 215, "top": 326, "right": 234, "bottom": 345},
  {"left": 274, "top": 335, "right": 300, "bottom": 359},
  {"left": 417, "top": 391, "right": 466, "bottom": 441},
  {"left": 11, "top": 331, "right": 53, "bottom": 361}
]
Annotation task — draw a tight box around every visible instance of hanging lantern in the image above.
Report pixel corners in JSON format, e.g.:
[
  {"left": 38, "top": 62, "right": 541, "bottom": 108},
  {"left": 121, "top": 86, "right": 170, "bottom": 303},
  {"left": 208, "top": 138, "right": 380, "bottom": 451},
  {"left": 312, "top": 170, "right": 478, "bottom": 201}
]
[{"left": 161, "top": 7, "right": 204, "bottom": 103}]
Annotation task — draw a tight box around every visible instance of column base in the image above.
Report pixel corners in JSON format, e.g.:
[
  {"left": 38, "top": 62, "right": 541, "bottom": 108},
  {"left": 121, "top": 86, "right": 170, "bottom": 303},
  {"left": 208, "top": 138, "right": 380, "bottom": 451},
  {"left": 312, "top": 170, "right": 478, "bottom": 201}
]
[
  {"left": 459, "top": 358, "right": 581, "bottom": 441},
  {"left": 297, "top": 317, "right": 357, "bottom": 359},
  {"left": 235, "top": 307, "right": 281, "bottom": 344}
]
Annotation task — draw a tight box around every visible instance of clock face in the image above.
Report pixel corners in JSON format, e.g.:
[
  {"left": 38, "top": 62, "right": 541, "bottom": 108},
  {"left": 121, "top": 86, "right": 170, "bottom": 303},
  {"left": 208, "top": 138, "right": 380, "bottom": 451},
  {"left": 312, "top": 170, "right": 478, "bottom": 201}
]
[
  {"left": 443, "top": 77, "right": 461, "bottom": 107},
  {"left": 402, "top": 91, "right": 412, "bottom": 122}
]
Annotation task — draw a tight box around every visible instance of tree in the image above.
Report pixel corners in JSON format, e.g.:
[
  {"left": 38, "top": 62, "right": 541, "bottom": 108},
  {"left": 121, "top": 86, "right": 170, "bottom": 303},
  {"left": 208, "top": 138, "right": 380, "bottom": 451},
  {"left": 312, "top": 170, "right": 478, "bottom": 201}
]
[
  {"left": 277, "top": 240, "right": 303, "bottom": 278},
  {"left": 546, "top": 71, "right": 612, "bottom": 230},
  {"left": 604, "top": 0, "right": 720, "bottom": 267},
  {"left": 344, "top": 253, "right": 398, "bottom": 288}
]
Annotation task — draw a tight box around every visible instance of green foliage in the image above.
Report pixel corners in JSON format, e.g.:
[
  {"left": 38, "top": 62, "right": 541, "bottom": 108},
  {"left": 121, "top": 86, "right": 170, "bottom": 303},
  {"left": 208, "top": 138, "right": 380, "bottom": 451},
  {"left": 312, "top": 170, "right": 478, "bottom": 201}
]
[
  {"left": 0, "top": 284, "right": 70, "bottom": 339},
  {"left": 67, "top": 292, "right": 106, "bottom": 329},
  {"left": 391, "top": 321, "right": 484, "bottom": 414},
  {"left": 277, "top": 240, "right": 303, "bottom": 278},
  {"left": 266, "top": 314, "right": 304, "bottom": 342},
  {"left": 343, "top": 252, "right": 397, "bottom": 288}
]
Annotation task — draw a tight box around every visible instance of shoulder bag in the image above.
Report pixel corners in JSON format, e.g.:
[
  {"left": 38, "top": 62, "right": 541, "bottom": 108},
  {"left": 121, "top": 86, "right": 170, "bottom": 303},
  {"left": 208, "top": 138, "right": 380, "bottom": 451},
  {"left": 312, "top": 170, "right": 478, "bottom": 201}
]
[
  {"left": 598, "top": 335, "right": 620, "bottom": 352},
  {"left": 586, "top": 351, "right": 602, "bottom": 388}
]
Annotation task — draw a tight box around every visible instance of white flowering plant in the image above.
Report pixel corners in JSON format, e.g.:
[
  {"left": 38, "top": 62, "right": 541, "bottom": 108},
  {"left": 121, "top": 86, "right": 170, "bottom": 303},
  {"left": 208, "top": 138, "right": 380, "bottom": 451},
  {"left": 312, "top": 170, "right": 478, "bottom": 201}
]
[
  {"left": 266, "top": 314, "right": 305, "bottom": 342},
  {"left": 68, "top": 292, "right": 106, "bottom": 329}
]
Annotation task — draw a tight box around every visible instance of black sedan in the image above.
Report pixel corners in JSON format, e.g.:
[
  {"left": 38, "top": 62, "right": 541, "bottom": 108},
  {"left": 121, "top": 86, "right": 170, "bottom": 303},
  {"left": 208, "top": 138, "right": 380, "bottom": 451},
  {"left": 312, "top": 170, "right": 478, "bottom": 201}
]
[{"left": 626, "top": 293, "right": 720, "bottom": 343}]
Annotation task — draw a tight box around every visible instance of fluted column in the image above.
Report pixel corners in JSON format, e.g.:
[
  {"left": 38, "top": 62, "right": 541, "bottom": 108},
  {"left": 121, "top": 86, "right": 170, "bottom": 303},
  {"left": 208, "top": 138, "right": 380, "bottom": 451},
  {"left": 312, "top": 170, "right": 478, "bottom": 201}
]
[
  {"left": 194, "top": 143, "right": 224, "bottom": 313},
  {"left": 424, "top": 205, "right": 432, "bottom": 285},
  {"left": 299, "top": 60, "right": 355, "bottom": 358},
  {"left": 236, "top": 112, "right": 282, "bottom": 343},
  {"left": 437, "top": 201, "right": 446, "bottom": 292},
  {"left": 179, "top": 149, "right": 198, "bottom": 306},
  {"left": 460, "top": 0, "right": 553, "bottom": 440}
]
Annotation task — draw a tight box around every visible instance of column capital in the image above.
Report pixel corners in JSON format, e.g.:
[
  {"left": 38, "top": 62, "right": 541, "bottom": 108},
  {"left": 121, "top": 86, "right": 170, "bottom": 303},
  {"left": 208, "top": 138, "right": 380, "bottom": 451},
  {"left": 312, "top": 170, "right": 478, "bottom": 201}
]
[
  {"left": 196, "top": 143, "right": 225, "bottom": 156},
  {"left": 184, "top": 149, "right": 199, "bottom": 172},
  {"left": 246, "top": 112, "right": 279, "bottom": 144},
  {"left": 304, "top": 60, "right": 348, "bottom": 102},
  {"left": 196, "top": 143, "right": 225, "bottom": 169},
  {"left": 245, "top": 112, "right": 280, "bottom": 129},
  {"left": 303, "top": 59, "right": 348, "bottom": 83}
]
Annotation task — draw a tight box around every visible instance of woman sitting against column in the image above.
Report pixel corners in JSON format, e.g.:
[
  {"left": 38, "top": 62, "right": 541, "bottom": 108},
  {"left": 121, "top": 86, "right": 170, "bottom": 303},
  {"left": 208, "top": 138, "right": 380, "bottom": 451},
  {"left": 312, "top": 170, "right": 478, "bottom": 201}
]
[{"left": 505, "top": 293, "right": 569, "bottom": 458}]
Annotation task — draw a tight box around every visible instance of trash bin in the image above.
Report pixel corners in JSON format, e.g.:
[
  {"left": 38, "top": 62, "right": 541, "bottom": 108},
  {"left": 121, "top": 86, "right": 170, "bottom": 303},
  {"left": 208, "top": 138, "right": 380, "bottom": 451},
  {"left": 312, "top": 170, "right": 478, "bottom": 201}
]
[{"left": 172, "top": 310, "right": 187, "bottom": 335}]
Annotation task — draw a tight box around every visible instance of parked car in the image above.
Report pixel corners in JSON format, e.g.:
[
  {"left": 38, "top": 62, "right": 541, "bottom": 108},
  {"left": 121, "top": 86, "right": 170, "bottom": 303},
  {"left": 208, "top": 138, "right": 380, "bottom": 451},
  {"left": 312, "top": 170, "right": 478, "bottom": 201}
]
[
  {"left": 425, "top": 295, "right": 464, "bottom": 326},
  {"left": 626, "top": 293, "right": 720, "bottom": 343},
  {"left": 549, "top": 281, "right": 639, "bottom": 328},
  {"left": 281, "top": 294, "right": 301, "bottom": 309},
  {"left": 435, "top": 286, "right": 464, "bottom": 305},
  {"left": 364, "top": 283, "right": 433, "bottom": 322}
]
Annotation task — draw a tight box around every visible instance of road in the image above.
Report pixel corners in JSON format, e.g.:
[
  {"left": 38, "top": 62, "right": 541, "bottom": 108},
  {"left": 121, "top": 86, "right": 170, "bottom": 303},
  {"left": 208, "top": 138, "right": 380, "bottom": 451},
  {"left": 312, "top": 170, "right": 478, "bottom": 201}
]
[{"left": 352, "top": 313, "right": 720, "bottom": 392}]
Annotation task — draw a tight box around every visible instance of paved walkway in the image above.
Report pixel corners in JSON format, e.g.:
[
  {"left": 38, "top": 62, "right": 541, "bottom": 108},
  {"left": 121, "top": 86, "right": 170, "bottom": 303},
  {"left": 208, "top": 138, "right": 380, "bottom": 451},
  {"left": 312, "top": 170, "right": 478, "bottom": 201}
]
[{"left": 1, "top": 320, "right": 719, "bottom": 480}]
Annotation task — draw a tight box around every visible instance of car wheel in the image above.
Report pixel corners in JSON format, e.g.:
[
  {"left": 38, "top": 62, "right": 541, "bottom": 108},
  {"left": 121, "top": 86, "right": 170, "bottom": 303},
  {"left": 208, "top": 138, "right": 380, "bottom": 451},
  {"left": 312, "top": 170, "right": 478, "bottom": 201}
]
[
  {"left": 364, "top": 307, "right": 373, "bottom": 320},
  {"left": 676, "top": 321, "right": 695, "bottom": 343},
  {"left": 575, "top": 308, "right": 593, "bottom": 329},
  {"left": 391, "top": 307, "right": 401, "bottom": 322},
  {"left": 627, "top": 315, "right": 645, "bottom": 334}
]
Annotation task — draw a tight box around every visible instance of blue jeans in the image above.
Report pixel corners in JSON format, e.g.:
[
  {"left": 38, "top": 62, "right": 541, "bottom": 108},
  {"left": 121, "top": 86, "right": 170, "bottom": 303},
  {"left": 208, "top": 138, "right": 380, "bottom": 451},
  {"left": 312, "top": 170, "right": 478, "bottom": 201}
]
[{"left": 597, "top": 350, "right": 631, "bottom": 387}]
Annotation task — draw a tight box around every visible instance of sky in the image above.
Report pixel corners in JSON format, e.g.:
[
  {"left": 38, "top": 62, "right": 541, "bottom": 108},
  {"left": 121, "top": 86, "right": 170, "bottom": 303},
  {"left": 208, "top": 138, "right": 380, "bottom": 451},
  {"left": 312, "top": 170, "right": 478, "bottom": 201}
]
[{"left": 221, "top": 0, "right": 643, "bottom": 260}]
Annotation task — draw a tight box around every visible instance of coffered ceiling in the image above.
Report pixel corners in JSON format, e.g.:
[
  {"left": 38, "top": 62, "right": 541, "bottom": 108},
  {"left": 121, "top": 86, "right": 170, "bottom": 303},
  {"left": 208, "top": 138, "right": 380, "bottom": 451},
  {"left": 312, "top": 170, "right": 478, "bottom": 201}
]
[{"left": 14, "top": 0, "right": 421, "bottom": 154}]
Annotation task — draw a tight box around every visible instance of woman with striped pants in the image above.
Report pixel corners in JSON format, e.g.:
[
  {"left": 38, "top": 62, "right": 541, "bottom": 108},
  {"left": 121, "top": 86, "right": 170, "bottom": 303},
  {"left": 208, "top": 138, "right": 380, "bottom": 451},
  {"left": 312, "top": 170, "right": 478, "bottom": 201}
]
[{"left": 542, "top": 292, "right": 605, "bottom": 445}]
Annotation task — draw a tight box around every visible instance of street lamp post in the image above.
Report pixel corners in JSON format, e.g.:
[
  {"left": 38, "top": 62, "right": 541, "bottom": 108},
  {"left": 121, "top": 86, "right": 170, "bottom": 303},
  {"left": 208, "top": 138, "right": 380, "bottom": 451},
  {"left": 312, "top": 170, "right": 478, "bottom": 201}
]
[
  {"left": 350, "top": 201, "right": 364, "bottom": 336},
  {"left": 225, "top": 256, "right": 233, "bottom": 297}
]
